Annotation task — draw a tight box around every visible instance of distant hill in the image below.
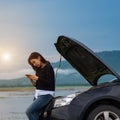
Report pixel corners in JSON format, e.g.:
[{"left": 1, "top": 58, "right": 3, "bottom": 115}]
[
  {"left": 97, "top": 50, "right": 120, "bottom": 72},
  {"left": 0, "top": 50, "right": 120, "bottom": 87}
]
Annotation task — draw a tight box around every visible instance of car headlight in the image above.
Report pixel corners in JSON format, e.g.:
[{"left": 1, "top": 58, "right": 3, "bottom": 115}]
[{"left": 54, "top": 94, "right": 76, "bottom": 108}]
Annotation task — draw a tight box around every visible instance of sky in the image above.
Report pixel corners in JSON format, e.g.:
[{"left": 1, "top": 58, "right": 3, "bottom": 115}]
[{"left": 0, "top": 0, "right": 120, "bottom": 79}]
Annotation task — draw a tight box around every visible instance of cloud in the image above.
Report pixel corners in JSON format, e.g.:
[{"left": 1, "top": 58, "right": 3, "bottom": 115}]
[
  {"left": 54, "top": 68, "right": 76, "bottom": 75},
  {"left": 0, "top": 67, "right": 77, "bottom": 80},
  {"left": 0, "top": 53, "right": 62, "bottom": 80},
  {"left": 0, "top": 68, "right": 34, "bottom": 80}
]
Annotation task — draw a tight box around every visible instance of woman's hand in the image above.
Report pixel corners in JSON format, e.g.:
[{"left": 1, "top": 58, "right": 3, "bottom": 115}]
[{"left": 26, "top": 74, "right": 38, "bottom": 81}]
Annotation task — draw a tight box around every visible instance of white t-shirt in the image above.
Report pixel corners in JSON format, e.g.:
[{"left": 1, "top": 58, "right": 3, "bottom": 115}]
[{"left": 35, "top": 89, "right": 55, "bottom": 99}]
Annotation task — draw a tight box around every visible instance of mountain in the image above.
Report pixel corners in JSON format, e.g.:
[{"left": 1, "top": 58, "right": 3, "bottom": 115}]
[
  {"left": 97, "top": 50, "right": 120, "bottom": 72},
  {"left": 0, "top": 50, "right": 120, "bottom": 87}
]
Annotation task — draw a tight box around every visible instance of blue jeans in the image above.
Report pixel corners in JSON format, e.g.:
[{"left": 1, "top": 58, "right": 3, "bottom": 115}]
[{"left": 26, "top": 94, "right": 53, "bottom": 120}]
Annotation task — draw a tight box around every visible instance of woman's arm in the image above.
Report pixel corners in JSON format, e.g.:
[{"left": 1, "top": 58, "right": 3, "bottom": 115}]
[
  {"left": 29, "top": 79, "right": 36, "bottom": 86},
  {"left": 26, "top": 74, "right": 38, "bottom": 86}
]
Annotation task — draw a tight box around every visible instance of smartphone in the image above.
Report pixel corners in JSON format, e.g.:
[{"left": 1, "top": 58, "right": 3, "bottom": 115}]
[{"left": 25, "top": 74, "right": 32, "bottom": 77}]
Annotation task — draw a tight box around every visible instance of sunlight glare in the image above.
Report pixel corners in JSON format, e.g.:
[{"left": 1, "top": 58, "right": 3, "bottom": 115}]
[{"left": 1, "top": 52, "right": 12, "bottom": 62}]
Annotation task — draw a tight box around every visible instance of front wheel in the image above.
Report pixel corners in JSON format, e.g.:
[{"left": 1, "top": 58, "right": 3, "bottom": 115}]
[{"left": 87, "top": 105, "right": 120, "bottom": 120}]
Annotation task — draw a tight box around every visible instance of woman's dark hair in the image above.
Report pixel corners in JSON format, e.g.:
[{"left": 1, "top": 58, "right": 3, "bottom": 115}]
[{"left": 28, "top": 52, "right": 49, "bottom": 71}]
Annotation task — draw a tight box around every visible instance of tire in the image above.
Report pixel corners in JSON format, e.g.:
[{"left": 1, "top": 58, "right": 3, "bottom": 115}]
[{"left": 87, "top": 105, "right": 120, "bottom": 120}]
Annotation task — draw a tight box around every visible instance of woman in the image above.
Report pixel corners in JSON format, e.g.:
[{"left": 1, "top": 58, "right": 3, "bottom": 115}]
[{"left": 26, "top": 52, "right": 55, "bottom": 120}]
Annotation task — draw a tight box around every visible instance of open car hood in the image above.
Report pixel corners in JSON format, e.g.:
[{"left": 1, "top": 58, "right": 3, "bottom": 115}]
[{"left": 55, "top": 36, "right": 120, "bottom": 86}]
